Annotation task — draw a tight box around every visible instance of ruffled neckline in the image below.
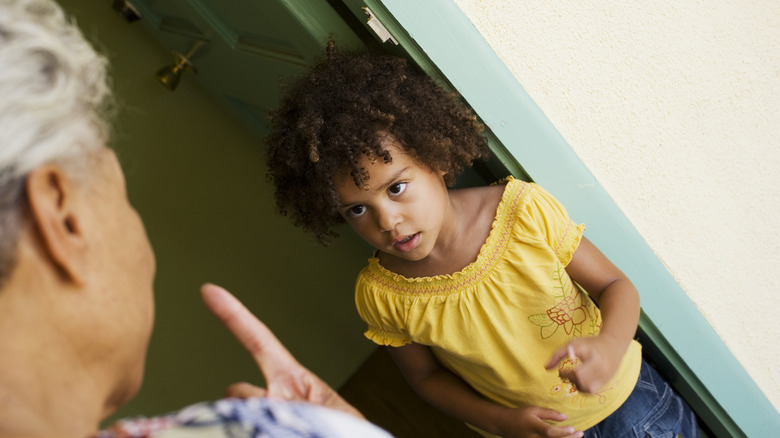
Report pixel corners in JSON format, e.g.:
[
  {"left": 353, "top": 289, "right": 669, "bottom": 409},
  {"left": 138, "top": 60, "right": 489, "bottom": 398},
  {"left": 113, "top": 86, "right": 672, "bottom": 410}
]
[{"left": 365, "top": 176, "right": 526, "bottom": 287}]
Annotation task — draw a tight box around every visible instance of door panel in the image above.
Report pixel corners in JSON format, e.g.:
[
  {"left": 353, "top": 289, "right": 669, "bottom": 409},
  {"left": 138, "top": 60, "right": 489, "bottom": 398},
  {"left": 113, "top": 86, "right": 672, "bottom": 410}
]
[{"left": 129, "top": 0, "right": 368, "bottom": 138}]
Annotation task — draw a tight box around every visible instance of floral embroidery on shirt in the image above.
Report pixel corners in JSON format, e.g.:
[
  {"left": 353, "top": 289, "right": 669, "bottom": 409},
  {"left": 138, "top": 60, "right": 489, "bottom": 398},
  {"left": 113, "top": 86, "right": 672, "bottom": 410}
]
[
  {"left": 549, "top": 359, "right": 619, "bottom": 407},
  {"left": 528, "top": 262, "right": 599, "bottom": 339},
  {"left": 547, "top": 357, "right": 584, "bottom": 407},
  {"left": 530, "top": 263, "right": 615, "bottom": 407}
]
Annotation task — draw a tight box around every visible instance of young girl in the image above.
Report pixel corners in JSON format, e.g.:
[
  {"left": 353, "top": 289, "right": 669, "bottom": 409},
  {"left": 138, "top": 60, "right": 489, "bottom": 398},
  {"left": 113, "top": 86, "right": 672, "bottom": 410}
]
[{"left": 266, "top": 44, "right": 698, "bottom": 438}]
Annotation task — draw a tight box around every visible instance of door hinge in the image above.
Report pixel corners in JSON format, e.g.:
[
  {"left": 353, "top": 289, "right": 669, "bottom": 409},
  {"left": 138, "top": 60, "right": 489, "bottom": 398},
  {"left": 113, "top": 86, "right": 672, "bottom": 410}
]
[{"left": 362, "top": 6, "right": 398, "bottom": 45}]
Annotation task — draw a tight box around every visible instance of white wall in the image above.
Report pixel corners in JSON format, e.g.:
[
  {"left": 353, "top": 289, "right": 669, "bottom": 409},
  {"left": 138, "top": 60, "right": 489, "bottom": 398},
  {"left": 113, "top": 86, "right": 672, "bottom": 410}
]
[{"left": 453, "top": 0, "right": 780, "bottom": 411}]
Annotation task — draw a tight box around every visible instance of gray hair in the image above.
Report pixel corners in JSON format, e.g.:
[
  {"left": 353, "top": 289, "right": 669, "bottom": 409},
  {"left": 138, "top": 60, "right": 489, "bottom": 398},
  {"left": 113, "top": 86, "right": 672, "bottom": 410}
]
[{"left": 0, "top": 0, "right": 113, "bottom": 283}]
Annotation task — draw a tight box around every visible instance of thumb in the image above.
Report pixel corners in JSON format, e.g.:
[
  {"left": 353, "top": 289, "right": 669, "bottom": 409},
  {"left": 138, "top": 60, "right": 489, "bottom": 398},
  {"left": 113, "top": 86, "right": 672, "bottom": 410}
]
[
  {"left": 546, "top": 344, "right": 577, "bottom": 370},
  {"left": 225, "top": 382, "right": 268, "bottom": 399}
]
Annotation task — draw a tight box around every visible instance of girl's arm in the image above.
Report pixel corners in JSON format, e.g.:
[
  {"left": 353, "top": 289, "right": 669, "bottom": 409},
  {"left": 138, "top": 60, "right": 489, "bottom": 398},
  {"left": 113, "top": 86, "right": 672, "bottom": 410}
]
[
  {"left": 390, "top": 343, "right": 584, "bottom": 438},
  {"left": 548, "top": 237, "right": 641, "bottom": 393}
]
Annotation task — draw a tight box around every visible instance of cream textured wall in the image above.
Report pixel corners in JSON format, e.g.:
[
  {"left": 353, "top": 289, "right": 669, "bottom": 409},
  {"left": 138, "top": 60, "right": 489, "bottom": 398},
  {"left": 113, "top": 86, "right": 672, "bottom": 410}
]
[{"left": 452, "top": 0, "right": 780, "bottom": 411}]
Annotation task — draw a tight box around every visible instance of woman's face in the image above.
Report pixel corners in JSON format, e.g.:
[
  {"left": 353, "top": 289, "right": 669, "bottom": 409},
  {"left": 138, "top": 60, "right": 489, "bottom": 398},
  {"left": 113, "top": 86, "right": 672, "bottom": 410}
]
[{"left": 80, "top": 148, "right": 156, "bottom": 414}]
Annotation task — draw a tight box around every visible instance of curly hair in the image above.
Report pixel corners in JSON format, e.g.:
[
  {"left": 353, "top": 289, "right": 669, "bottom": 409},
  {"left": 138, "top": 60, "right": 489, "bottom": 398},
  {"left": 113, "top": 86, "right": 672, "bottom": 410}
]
[{"left": 266, "top": 43, "right": 489, "bottom": 244}]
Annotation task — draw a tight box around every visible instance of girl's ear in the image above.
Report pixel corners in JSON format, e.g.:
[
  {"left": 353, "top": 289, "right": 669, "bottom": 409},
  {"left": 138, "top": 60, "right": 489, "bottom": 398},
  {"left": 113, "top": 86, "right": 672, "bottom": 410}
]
[{"left": 25, "top": 165, "right": 87, "bottom": 285}]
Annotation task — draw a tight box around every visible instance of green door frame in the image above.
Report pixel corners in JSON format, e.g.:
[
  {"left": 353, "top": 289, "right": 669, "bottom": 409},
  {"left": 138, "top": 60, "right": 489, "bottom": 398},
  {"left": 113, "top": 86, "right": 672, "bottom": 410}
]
[{"left": 340, "top": 1, "right": 779, "bottom": 436}]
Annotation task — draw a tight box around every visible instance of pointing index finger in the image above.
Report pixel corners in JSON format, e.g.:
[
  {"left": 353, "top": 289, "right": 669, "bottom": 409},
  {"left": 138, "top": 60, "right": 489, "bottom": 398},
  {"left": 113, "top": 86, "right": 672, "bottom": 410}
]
[{"left": 200, "top": 283, "right": 299, "bottom": 382}]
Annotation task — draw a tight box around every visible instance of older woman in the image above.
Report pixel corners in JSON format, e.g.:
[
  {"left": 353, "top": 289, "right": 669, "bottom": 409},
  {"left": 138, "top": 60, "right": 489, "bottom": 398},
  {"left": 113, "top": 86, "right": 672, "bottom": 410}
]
[{"left": 0, "top": 1, "right": 389, "bottom": 437}]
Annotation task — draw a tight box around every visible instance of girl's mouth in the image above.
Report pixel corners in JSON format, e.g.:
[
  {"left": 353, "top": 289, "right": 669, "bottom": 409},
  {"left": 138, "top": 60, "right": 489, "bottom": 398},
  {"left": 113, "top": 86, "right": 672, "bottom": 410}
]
[{"left": 393, "top": 233, "right": 421, "bottom": 252}]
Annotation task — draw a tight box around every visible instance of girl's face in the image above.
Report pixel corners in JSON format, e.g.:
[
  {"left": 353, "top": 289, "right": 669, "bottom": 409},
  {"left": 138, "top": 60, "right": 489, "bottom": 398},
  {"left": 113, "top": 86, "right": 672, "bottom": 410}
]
[{"left": 334, "top": 135, "right": 452, "bottom": 262}]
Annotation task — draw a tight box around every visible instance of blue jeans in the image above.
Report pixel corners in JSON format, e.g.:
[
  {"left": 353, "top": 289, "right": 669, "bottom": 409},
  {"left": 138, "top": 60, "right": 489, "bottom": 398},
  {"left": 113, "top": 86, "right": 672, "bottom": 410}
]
[{"left": 584, "top": 359, "right": 699, "bottom": 438}]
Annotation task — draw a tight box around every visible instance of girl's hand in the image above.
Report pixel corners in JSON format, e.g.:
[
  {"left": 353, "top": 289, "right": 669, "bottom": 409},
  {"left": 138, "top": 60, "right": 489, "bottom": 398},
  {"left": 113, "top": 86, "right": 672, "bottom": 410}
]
[
  {"left": 201, "top": 283, "right": 364, "bottom": 419},
  {"left": 545, "top": 336, "right": 622, "bottom": 394},
  {"left": 494, "top": 405, "right": 583, "bottom": 438},
  {"left": 560, "top": 237, "right": 640, "bottom": 393}
]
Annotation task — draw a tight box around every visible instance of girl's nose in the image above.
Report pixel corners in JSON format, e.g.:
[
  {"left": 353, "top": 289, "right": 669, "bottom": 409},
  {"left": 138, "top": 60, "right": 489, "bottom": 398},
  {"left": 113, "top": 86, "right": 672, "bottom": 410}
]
[{"left": 376, "top": 205, "right": 400, "bottom": 232}]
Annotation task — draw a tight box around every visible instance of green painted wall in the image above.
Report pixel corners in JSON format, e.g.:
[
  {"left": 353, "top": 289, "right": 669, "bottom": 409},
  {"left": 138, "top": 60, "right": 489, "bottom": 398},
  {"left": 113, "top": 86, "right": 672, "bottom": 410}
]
[{"left": 57, "top": 0, "right": 376, "bottom": 423}]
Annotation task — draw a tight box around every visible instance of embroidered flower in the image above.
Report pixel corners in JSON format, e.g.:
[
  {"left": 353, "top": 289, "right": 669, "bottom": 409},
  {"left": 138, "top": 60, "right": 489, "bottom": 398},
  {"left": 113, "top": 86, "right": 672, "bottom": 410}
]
[
  {"left": 528, "top": 262, "right": 598, "bottom": 339},
  {"left": 529, "top": 290, "right": 590, "bottom": 339},
  {"left": 547, "top": 295, "right": 588, "bottom": 334}
]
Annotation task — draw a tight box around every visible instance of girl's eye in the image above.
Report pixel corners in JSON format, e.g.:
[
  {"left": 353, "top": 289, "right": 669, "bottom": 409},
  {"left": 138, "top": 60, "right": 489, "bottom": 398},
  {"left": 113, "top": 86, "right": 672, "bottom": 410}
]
[
  {"left": 388, "top": 182, "right": 407, "bottom": 197},
  {"left": 348, "top": 205, "right": 366, "bottom": 218}
]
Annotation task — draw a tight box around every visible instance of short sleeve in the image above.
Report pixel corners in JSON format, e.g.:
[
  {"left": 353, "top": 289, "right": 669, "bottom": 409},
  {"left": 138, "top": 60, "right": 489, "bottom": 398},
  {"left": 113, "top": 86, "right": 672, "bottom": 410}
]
[
  {"left": 524, "top": 183, "right": 585, "bottom": 266},
  {"left": 354, "top": 267, "right": 411, "bottom": 347}
]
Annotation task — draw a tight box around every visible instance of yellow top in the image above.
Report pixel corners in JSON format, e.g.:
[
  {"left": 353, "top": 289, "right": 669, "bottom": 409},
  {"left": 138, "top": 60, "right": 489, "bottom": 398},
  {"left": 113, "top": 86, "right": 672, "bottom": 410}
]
[{"left": 354, "top": 177, "right": 642, "bottom": 432}]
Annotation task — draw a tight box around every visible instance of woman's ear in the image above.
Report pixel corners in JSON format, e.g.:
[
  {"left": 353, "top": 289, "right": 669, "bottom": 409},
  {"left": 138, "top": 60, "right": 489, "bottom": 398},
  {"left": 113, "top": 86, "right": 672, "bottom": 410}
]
[{"left": 25, "top": 164, "right": 87, "bottom": 285}]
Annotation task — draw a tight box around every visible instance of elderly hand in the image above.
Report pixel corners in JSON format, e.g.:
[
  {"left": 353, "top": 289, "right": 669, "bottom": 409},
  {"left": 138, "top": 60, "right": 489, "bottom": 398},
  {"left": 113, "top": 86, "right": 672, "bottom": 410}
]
[{"left": 201, "top": 283, "right": 364, "bottom": 419}]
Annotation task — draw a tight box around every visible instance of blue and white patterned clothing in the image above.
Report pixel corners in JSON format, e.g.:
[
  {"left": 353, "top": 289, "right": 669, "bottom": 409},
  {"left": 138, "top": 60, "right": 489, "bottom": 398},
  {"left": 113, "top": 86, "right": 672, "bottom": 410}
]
[{"left": 97, "top": 397, "right": 393, "bottom": 438}]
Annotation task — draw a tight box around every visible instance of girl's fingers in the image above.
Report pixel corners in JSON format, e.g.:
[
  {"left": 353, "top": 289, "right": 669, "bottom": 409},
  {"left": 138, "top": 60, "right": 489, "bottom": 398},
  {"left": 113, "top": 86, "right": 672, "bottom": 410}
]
[
  {"left": 532, "top": 406, "right": 568, "bottom": 422},
  {"left": 531, "top": 408, "right": 584, "bottom": 438},
  {"left": 201, "top": 283, "right": 302, "bottom": 382},
  {"left": 545, "top": 344, "right": 573, "bottom": 370},
  {"left": 557, "top": 367, "right": 579, "bottom": 387}
]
